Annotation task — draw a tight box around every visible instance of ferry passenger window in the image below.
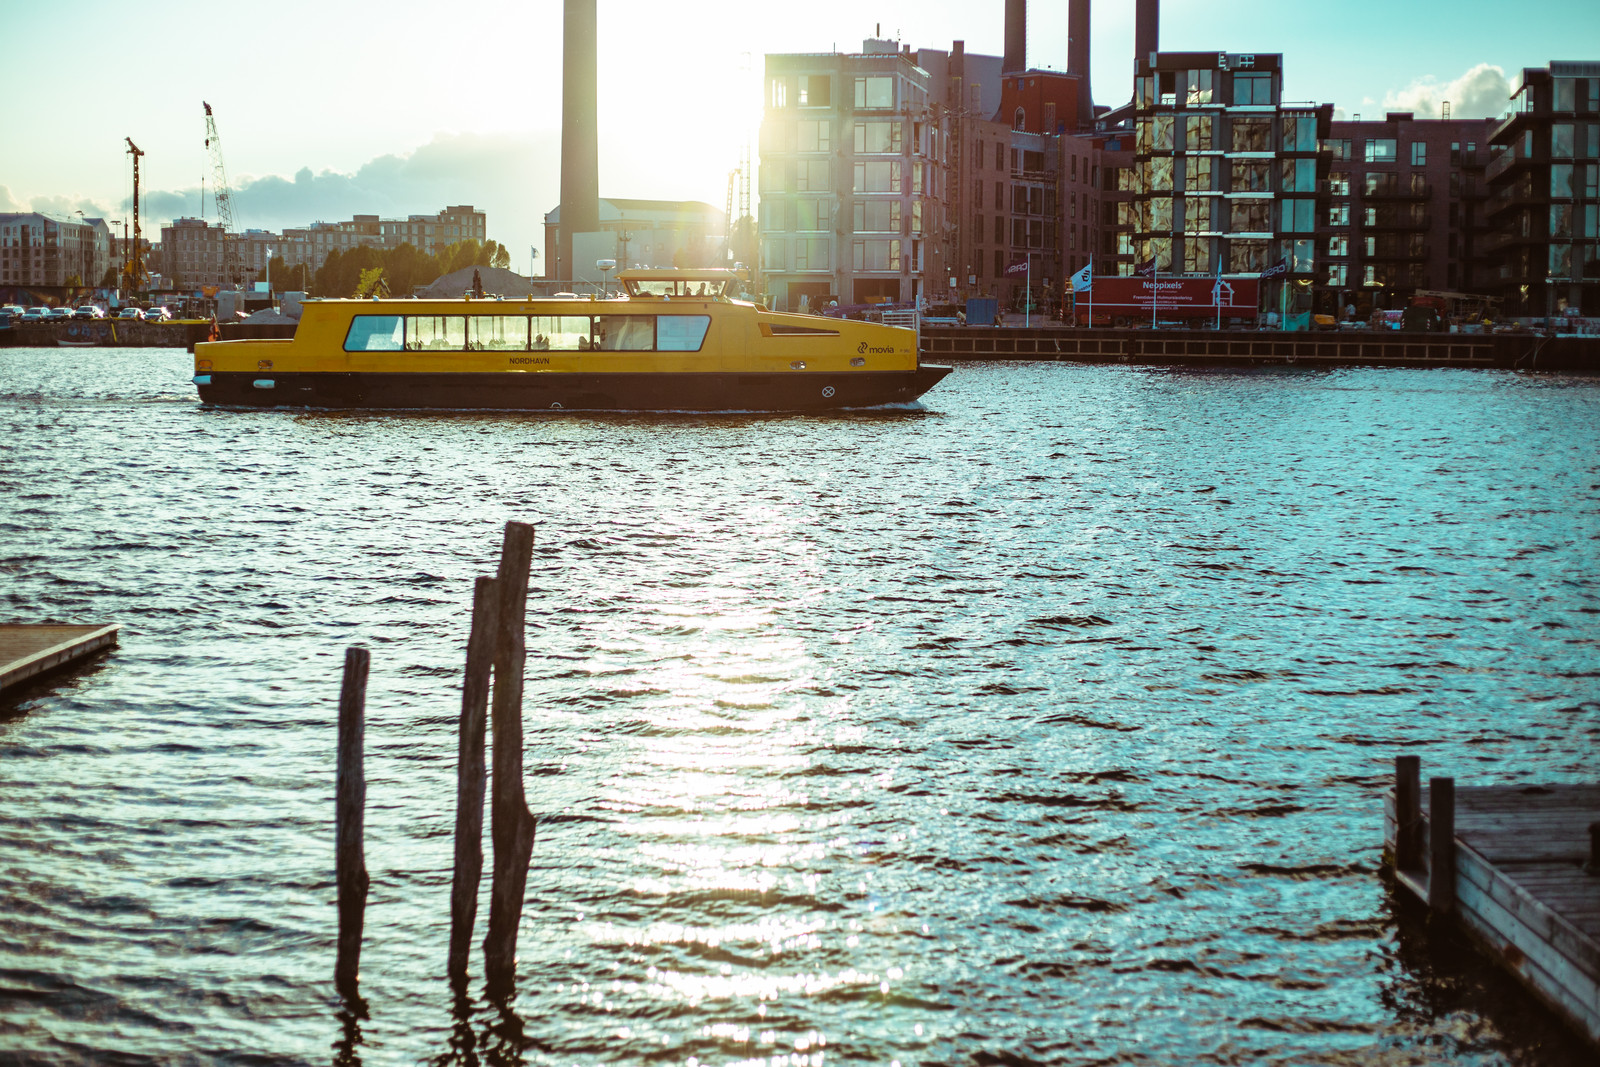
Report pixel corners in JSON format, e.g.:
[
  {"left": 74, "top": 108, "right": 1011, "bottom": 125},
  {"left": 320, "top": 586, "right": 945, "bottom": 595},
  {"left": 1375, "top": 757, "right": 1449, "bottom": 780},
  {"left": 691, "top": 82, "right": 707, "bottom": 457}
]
[
  {"left": 405, "top": 315, "right": 467, "bottom": 350},
  {"left": 468, "top": 315, "right": 528, "bottom": 351},
  {"left": 344, "top": 315, "right": 403, "bottom": 351},
  {"left": 595, "top": 315, "right": 655, "bottom": 350},
  {"left": 656, "top": 315, "right": 710, "bottom": 351},
  {"left": 530, "top": 315, "right": 591, "bottom": 350}
]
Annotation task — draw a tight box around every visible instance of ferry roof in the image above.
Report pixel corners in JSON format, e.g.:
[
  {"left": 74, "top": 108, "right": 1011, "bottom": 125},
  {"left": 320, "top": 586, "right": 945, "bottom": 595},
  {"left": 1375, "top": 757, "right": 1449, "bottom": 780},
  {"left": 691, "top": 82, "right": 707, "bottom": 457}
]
[{"left": 616, "top": 268, "right": 738, "bottom": 282}]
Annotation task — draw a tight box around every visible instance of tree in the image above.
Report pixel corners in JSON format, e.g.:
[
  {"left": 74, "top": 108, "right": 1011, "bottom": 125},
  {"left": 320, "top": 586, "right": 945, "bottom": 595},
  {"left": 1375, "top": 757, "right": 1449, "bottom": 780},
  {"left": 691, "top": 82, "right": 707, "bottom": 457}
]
[
  {"left": 491, "top": 242, "right": 510, "bottom": 270},
  {"left": 728, "top": 215, "right": 757, "bottom": 269}
]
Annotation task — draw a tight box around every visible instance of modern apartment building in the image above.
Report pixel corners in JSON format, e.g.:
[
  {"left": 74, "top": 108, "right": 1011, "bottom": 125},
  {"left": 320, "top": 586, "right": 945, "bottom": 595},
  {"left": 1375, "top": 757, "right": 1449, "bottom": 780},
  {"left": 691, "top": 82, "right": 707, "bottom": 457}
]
[
  {"left": 1486, "top": 62, "right": 1600, "bottom": 319},
  {"left": 0, "top": 212, "right": 113, "bottom": 294},
  {"left": 1319, "top": 114, "right": 1495, "bottom": 314},
  {"left": 759, "top": 41, "right": 953, "bottom": 311},
  {"left": 1128, "top": 52, "right": 1332, "bottom": 325}
]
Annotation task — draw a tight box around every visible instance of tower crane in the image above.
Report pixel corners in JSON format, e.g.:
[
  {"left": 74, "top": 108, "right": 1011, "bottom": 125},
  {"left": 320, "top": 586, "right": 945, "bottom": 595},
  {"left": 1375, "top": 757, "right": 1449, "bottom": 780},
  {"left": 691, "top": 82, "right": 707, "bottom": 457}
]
[
  {"left": 123, "top": 138, "right": 147, "bottom": 291},
  {"left": 202, "top": 101, "right": 244, "bottom": 287}
]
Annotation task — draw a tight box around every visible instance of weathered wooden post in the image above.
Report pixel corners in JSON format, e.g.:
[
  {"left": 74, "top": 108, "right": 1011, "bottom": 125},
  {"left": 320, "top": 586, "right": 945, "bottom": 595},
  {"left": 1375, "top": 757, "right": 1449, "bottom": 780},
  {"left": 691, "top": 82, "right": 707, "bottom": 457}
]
[
  {"left": 484, "top": 521, "right": 537, "bottom": 996},
  {"left": 1585, "top": 822, "right": 1599, "bottom": 876},
  {"left": 448, "top": 576, "right": 501, "bottom": 989},
  {"left": 1395, "top": 755, "right": 1421, "bottom": 870},
  {"left": 335, "top": 646, "right": 371, "bottom": 998},
  {"left": 1427, "top": 776, "right": 1455, "bottom": 913}
]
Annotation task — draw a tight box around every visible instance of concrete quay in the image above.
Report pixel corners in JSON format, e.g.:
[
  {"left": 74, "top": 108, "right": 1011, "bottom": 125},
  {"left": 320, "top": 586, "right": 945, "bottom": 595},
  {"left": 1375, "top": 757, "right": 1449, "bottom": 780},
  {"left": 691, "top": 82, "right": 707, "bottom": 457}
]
[{"left": 921, "top": 325, "right": 1599, "bottom": 372}]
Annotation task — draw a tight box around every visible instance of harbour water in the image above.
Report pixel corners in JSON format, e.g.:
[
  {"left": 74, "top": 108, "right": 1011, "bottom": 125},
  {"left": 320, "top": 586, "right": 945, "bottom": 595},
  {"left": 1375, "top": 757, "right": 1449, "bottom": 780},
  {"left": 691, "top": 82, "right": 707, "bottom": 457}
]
[{"left": 1, "top": 347, "right": 1597, "bottom": 1066}]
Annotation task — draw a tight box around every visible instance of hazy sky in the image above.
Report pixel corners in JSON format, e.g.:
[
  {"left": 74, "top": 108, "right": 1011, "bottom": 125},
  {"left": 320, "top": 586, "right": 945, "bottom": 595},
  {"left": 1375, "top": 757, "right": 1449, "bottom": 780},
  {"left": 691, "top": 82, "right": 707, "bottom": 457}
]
[{"left": 1, "top": 0, "right": 1592, "bottom": 272}]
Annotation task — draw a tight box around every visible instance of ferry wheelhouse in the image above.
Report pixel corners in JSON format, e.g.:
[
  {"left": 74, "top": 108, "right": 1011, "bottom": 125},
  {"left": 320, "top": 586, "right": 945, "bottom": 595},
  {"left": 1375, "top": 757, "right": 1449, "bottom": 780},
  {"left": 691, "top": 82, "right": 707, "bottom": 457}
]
[{"left": 191, "top": 269, "right": 951, "bottom": 412}]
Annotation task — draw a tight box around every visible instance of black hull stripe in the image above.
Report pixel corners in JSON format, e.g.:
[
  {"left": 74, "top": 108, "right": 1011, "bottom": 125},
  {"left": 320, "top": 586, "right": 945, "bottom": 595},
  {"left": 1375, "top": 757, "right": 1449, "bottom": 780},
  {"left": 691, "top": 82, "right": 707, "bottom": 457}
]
[{"left": 196, "top": 368, "right": 953, "bottom": 412}]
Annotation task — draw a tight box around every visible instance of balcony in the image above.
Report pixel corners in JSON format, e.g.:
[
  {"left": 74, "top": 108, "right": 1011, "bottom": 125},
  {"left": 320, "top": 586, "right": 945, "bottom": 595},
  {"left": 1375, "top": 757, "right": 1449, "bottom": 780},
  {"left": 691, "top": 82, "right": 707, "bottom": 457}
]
[{"left": 1363, "top": 182, "right": 1432, "bottom": 200}]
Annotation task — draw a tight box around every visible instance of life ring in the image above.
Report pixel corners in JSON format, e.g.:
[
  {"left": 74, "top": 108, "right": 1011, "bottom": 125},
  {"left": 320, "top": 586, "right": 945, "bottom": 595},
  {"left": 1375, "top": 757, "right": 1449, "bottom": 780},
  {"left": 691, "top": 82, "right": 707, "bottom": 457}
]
[{"left": 67, "top": 324, "right": 79, "bottom": 337}]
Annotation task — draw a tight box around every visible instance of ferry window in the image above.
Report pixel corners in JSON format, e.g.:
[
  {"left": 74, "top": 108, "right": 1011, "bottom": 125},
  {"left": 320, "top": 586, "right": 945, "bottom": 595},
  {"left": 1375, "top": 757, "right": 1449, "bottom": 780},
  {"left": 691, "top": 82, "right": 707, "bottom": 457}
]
[
  {"left": 406, "top": 315, "right": 467, "bottom": 350},
  {"left": 657, "top": 316, "right": 710, "bottom": 351},
  {"left": 469, "top": 315, "right": 528, "bottom": 351},
  {"left": 344, "top": 315, "right": 404, "bottom": 351},
  {"left": 530, "top": 315, "right": 592, "bottom": 350},
  {"left": 594, "top": 315, "right": 655, "bottom": 351}
]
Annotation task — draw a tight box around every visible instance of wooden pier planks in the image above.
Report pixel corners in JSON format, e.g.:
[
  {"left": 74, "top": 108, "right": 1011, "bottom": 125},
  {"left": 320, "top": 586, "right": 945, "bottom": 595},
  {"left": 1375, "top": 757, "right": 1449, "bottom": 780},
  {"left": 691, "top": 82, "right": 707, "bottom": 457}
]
[
  {"left": 0, "top": 623, "right": 120, "bottom": 695},
  {"left": 1384, "top": 767, "right": 1600, "bottom": 1048}
]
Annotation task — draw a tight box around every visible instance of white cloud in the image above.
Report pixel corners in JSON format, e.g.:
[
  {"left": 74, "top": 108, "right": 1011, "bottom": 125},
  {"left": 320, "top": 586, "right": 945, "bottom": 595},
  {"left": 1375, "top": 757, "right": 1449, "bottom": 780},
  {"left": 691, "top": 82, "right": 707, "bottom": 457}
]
[
  {"left": 59, "top": 130, "right": 565, "bottom": 261},
  {"left": 1382, "top": 63, "right": 1513, "bottom": 120}
]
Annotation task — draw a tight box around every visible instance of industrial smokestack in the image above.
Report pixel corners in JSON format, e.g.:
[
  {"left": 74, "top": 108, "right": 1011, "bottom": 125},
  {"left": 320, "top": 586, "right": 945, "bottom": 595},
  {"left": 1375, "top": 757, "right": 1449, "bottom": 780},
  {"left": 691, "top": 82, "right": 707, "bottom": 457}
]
[
  {"left": 1069, "top": 0, "right": 1092, "bottom": 127},
  {"left": 1135, "top": 0, "right": 1159, "bottom": 70},
  {"left": 559, "top": 0, "right": 599, "bottom": 284},
  {"left": 1003, "top": 0, "right": 1026, "bottom": 74}
]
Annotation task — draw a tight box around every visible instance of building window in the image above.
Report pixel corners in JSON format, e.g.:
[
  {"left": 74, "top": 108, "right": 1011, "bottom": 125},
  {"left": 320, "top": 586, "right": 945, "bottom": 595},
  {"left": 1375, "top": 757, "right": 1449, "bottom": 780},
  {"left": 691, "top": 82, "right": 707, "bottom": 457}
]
[
  {"left": 853, "top": 200, "right": 900, "bottom": 232},
  {"left": 1364, "top": 138, "right": 1397, "bottom": 163},
  {"left": 1232, "top": 120, "right": 1271, "bottom": 152},
  {"left": 1229, "top": 200, "right": 1272, "bottom": 232},
  {"left": 1552, "top": 124, "right": 1575, "bottom": 159},
  {"left": 1282, "top": 199, "right": 1315, "bottom": 233},
  {"left": 1281, "top": 158, "right": 1315, "bottom": 192},
  {"left": 1232, "top": 73, "right": 1273, "bottom": 106},
  {"left": 1229, "top": 238, "right": 1269, "bottom": 272},
  {"left": 853, "top": 120, "right": 901, "bottom": 153},
  {"left": 793, "top": 237, "right": 828, "bottom": 270},
  {"left": 851, "top": 238, "right": 900, "bottom": 270},
  {"left": 1411, "top": 141, "right": 1427, "bottom": 166},
  {"left": 761, "top": 239, "right": 785, "bottom": 269},
  {"left": 798, "top": 120, "right": 830, "bottom": 153},
  {"left": 796, "top": 160, "right": 830, "bottom": 191},
  {"left": 995, "top": 143, "right": 1005, "bottom": 170},
  {"left": 1231, "top": 160, "right": 1270, "bottom": 192},
  {"left": 854, "top": 76, "right": 894, "bottom": 109},
  {"left": 1185, "top": 115, "right": 1213, "bottom": 152},
  {"left": 1328, "top": 235, "right": 1348, "bottom": 257},
  {"left": 798, "top": 75, "right": 830, "bottom": 107},
  {"left": 795, "top": 198, "right": 826, "bottom": 231},
  {"left": 852, "top": 160, "right": 899, "bottom": 193},
  {"left": 1551, "top": 164, "right": 1574, "bottom": 197},
  {"left": 1014, "top": 107, "right": 1026, "bottom": 131},
  {"left": 993, "top": 183, "right": 1003, "bottom": 210},
  {"left": 1326, "top": 263, "right": 1347, "bottom": 286}
]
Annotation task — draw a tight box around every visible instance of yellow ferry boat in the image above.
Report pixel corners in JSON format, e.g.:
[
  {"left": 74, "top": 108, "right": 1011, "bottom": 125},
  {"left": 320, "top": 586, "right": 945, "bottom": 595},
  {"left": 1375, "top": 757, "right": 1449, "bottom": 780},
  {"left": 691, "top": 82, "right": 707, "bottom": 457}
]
[{"left": 191, "top": 268, "right": 951, "bottom": 412}]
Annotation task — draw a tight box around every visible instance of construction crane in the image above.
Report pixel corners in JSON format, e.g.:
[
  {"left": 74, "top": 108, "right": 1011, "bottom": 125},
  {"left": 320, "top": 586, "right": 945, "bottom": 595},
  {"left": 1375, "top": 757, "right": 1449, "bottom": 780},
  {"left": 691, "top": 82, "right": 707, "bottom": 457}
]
[
  {"left": 202, "top": 101, "right": 244, "bottom": 287},
  {"left": 123, "top": 138, "right": 147, "bottom": 291}
]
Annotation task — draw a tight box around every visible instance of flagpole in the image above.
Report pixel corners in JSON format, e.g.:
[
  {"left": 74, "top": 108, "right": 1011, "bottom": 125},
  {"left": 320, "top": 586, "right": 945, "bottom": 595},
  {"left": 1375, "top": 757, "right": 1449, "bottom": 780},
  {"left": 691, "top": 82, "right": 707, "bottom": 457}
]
[
  {"left": 1025, "top": 257, "right": 1030, "bottom": 329},
  {"left": 1151, "top": 259, "right": 1158, "bottom": 331},
  {"left": 1088, "top": 258, "right": 1093, "bottom": 327}
]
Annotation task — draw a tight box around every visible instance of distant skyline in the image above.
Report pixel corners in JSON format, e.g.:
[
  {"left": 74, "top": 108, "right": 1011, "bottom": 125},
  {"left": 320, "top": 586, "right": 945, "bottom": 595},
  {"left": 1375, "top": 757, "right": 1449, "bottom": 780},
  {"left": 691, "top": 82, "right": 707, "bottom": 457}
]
[{"left": 1, "top": 0, "right": 1593, "bottom": 274}]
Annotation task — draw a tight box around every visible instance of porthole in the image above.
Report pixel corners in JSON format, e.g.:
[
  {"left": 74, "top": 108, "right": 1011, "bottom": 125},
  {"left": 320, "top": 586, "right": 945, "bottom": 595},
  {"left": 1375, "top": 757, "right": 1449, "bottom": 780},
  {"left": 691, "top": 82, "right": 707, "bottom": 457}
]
[
  {"left": 790, "top": 360, "right": 806, "bottom": 370},
  {"left": 849, "top": 357, "right": 865, "bottom": 367}
]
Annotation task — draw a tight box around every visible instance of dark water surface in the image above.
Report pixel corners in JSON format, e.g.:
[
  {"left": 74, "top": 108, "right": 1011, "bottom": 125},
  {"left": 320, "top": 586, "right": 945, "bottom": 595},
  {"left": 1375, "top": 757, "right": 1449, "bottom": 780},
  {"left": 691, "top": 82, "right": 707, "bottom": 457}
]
[{"left": 2, "top": 347, "right": 1597, "bottom": 1066}]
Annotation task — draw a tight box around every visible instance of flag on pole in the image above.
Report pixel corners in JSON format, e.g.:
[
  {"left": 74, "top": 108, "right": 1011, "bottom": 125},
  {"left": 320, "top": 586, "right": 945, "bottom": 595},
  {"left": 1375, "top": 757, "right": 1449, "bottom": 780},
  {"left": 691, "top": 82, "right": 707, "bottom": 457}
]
[
  {"left": 1134, "top": 256, "right": 1157, "bottom": 279},
  {"left": 1005, "top": 256, "right": 1030, "bottom": 276},
  {"left": 1259, "top": 256, "right": 1290, "bottom": 280},
  {"left": 1070, "top": 261, "right": 1093, "bottom": 293}
]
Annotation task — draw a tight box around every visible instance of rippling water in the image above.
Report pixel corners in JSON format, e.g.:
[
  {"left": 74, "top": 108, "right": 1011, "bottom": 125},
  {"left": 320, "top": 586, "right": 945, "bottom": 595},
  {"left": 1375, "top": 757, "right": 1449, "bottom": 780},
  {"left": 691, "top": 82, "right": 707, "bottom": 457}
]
[{"left": 2, "top": 347, "right": 1597, "bottom": 1066}]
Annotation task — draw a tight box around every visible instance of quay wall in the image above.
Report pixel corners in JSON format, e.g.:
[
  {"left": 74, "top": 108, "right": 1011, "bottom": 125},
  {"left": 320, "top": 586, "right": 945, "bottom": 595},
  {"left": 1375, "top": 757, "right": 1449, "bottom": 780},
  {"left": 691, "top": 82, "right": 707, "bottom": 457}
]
[
  {"left": 921, "top": 327, "right": 1599, "bottom": 373},
  {"left": 1, "top": 319, "right": 211, "bottom": 349}
]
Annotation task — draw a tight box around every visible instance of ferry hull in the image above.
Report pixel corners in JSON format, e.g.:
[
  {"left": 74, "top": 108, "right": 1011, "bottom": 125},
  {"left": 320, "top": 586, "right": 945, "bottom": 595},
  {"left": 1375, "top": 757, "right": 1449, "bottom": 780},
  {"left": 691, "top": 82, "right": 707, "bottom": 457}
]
[{"left": 195, "top": 366, "right": 952, "bottom": 412}]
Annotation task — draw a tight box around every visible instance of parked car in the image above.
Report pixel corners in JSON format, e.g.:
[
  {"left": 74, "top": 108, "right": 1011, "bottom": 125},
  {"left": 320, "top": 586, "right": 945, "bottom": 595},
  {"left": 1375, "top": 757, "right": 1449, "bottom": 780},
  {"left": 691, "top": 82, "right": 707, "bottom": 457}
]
[
  {"left": 22, "top": 307, "right": 50, "bottom": 322},
  {"left": 117, "top": 307, "right": 144, "bottom": 320},
  {"left": 1, "top": 304, "right": 24, "bottom": 318},
  {"left": 47, "top": 307, "right": 75, "bottom": 320},
  {"left": 144, "top": 306, "right": 172, "bottom": 321},
  {"left": 74, "top": 305, "right": 105, "bottom": 320}
]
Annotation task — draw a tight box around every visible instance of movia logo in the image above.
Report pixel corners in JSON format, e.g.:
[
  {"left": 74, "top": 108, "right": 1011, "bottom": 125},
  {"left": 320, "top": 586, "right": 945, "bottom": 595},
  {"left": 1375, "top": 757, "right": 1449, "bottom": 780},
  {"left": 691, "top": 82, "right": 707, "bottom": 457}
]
[{"left": 857, "top": 342, "right": 895, "bottom": 354}]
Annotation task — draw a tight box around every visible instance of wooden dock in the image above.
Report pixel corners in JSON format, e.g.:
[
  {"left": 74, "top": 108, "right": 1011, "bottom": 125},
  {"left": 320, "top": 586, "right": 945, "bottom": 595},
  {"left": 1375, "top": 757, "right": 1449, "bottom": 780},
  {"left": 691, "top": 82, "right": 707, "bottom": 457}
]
[
  {"left": 1384, "top": 756, "right": 1600, "bottom": 1047},
  {"left": 0, "top": 623, "right": 120, "bottom": 696}
]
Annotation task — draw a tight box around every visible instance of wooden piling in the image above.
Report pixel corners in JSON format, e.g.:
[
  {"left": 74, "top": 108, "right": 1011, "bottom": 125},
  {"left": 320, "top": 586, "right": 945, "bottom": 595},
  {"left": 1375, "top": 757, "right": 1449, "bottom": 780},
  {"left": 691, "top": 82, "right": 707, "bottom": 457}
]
[
  {"left": 335, "top": 646, "right": 371, "bottom": 998},
  {"left": 448, "top": 576, "right": 501, "bottom": 989},
  {"left": 1395, "top": 755, "right": 1421, "bottom": 871},
  {"left": 1427, "top": 776, "right": 1456, "bottom": 913},
  {"left": 1385, "top": 767, "right": 1600, "bottom": 1048},
  {"left": 483, "top": 521, "right": 537, "bottom": 996}
]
